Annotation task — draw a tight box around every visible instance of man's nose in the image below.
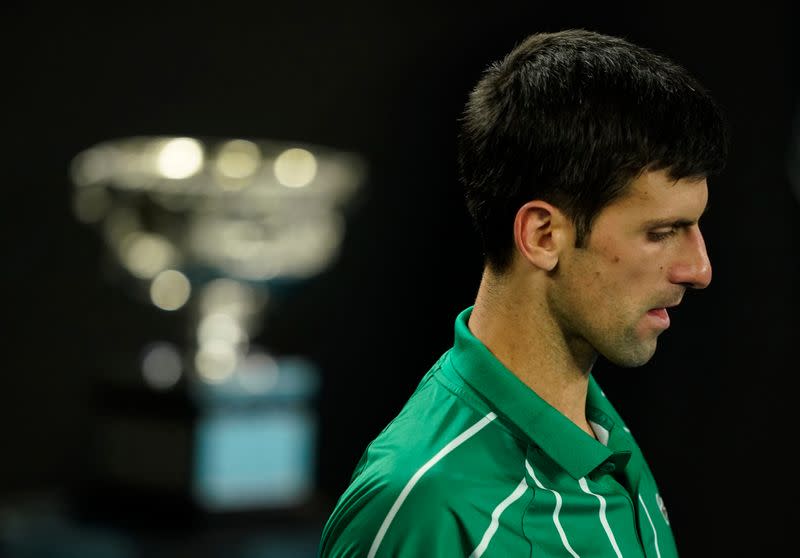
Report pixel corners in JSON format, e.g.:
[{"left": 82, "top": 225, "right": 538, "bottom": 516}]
[{"left": 669, "top": 225, "right": 712, "bottom": 289}]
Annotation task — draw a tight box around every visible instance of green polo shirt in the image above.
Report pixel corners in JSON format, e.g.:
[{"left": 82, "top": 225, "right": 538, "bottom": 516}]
[{"left": 319, "top": 306, "right": 678, "bottom": 557}]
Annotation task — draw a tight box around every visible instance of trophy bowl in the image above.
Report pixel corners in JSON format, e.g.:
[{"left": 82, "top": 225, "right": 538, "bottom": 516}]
[{"left": 70, "top": 135, "right": 366, "bottom": 516}]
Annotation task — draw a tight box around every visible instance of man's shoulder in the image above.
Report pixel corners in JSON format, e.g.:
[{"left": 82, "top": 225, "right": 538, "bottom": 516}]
[
  {"left": 319, "top": 352, "right": 530, "bottom": 556},
  {"left": 333, "top": 386, "right": 524, "bottom": 520},
  {"left": 319, "top": 400, "right": 523, "bottom": 558}
]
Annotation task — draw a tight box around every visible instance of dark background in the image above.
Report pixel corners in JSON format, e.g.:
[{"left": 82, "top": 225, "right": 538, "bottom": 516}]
[{"left": 3, "top": 3, "right": 798, "bottom": 556}]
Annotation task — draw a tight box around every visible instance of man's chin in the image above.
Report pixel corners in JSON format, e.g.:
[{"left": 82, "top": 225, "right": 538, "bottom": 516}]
[{"left": 602, "top": 340, "right": 657, "bottom": 368}]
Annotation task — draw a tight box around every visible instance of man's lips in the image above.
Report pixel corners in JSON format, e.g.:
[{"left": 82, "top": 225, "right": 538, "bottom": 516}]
[{"left": 647, "top": 307, "right": 671, "bottom": 328}]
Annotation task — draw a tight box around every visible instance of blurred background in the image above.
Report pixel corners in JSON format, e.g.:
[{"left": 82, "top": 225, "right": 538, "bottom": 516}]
[{"left": 2, "top": 3, "right": 797, "bottom": 557}]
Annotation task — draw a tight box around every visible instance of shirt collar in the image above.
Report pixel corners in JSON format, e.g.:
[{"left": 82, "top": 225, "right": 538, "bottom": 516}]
[{"left": 448, "top": 306, "right": 633, "bottom": 479}]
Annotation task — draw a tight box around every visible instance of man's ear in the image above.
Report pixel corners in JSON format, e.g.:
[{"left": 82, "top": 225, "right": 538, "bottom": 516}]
[{"left": 513, "top": 200, "right": 570, "bottom": 271}]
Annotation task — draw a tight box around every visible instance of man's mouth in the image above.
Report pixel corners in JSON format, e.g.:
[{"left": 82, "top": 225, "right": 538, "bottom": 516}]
[{"left": 646, "top": 307, "right": 671, "bottom": 328}]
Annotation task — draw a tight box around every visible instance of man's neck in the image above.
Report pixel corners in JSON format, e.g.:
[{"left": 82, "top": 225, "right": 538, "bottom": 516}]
[{"left": 467, "top": 269, "right": 598, "bottom": 438}]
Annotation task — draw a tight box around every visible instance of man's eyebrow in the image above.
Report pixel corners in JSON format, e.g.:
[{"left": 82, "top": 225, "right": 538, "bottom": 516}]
[{"left": 642, "top": 200, "right": 711, "bottom": 229}]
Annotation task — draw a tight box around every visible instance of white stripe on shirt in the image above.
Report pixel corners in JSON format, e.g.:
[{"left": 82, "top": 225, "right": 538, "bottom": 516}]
[
  {"left": 469, "top": 476, "right": 530, "bottom": 558},
  {"left": 579, "top": 477, "right": 622, "bottom": 558},
  {"left": 526, "top": 460, "right": 580, "bottom": 558},
  {"left": 367, "top": 412, "right": 497, "bottom": 558},
  {"left": 638, "top": 494, "right": 662, "bottom": 558}
]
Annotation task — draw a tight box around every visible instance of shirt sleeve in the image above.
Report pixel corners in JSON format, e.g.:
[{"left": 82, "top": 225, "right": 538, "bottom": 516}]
[{"left": 319, "top": 474, "right": 474, "bottom": 557}]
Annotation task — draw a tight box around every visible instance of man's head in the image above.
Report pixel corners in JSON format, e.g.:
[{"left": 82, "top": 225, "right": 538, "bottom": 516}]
[
  {"left": 458, "top": 30, "right": 728, "bottom": 367},
  {"left": 458, "top": 29, "right": 728, "bottom": 273}
]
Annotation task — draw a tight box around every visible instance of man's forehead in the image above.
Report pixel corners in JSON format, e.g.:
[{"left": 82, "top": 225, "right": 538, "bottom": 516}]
[
  {"left": 592, "top": 171, "right": 710, "bottom": 232},
  {"left": 618, "top": 170, "right": 708, "bottom": 207}
]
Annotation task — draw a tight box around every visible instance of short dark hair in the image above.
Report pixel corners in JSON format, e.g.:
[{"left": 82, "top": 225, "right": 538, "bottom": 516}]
[{"left": 457, "top": 29, "right": 729, "bottom": 273}]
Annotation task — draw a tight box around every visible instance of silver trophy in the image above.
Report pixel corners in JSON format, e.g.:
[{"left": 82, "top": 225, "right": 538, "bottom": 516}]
[{"left": 70, "top": 136, "right": 366, "bottom": 513}]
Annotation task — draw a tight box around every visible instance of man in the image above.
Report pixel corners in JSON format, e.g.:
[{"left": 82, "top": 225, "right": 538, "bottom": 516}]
[{"left": 320, "top": 29, "right": 727, "bottom": 557}]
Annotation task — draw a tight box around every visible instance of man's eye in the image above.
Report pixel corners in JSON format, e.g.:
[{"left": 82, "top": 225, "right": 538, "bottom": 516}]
[{"left": 648, "top": 230, "right": 676, "bottom": 241}]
